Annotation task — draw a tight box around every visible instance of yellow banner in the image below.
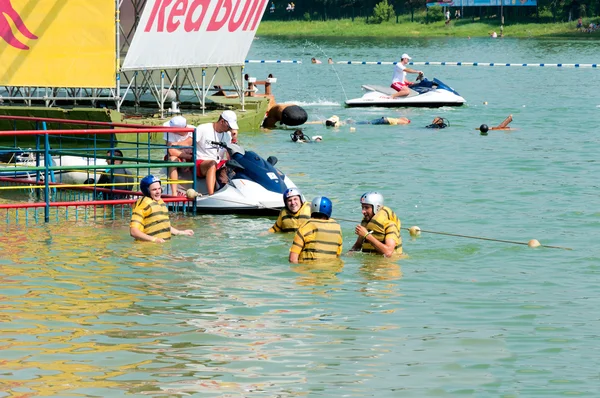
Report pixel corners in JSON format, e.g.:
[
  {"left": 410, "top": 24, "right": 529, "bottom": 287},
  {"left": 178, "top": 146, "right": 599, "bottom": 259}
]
[{"left": 0, "top": 0, "right": 115, "bottom": 88}]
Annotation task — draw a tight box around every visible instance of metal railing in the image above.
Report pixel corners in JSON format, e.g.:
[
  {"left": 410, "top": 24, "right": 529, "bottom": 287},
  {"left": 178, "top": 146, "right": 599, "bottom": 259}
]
[{"left": 0, "top": 115, "right": 196, "bottom": 223}]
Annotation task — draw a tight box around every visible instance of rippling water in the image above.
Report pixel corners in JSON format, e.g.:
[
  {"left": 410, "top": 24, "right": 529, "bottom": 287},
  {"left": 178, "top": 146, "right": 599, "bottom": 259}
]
[{"left": 1, "top": 37, "right": 600, "bottom": 397}]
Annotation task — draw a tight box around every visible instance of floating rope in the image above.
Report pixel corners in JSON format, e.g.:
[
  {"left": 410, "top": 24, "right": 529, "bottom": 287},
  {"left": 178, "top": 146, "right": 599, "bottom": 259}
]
[
  {"left": 336, "top": 61, "right": 598, "bottom": 68},
  {"left": 245, "top": 59, "right": 302, "bottom": 64},
  {"left": 191, "top": 190, "right": 572, "bottom": 252},
  {"left": 402, "top": 227, "right": 572, "bottom": 251}
]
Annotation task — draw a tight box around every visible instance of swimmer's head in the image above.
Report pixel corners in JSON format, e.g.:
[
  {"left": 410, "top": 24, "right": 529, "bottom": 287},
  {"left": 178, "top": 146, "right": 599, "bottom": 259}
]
[
  {"left": 325, "top": 115, "right": 340, "bottom": 128},
  {"left": 291, "top": 129, "right": 307, "bottom": 142}
]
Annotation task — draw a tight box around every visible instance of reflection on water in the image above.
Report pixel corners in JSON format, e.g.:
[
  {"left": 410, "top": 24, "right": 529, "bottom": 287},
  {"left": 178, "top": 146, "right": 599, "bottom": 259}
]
[
  {"left": 0, "top": 226, "right": 143, "bottom": 396},
  {"left": 292, "top": 259, "right": 344, "bottom": 289},
  {"left": 1, "top": 36, "right": 599, "bottom": 396}
]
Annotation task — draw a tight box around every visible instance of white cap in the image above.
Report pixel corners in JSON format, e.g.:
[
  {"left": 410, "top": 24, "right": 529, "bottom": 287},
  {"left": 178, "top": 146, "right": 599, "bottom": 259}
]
[
  {"left": 401, "top": 53, "right": 412, "bottom": 60},
  {"left": 168, "top": 115, "right": 186, "bottom": 128},
  {"left": 220, "top": 110, "right": 239, "bottom": 130},
  {"left": 325, "top": 115, "right": 340, "bottom": 127}
]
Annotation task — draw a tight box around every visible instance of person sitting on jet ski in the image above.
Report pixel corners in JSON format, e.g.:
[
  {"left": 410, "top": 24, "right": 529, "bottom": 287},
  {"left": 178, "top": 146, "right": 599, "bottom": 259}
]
[
  {"left": 390, "top": 53, "right": 424, "bottom": 99},
  {"left": 195, "top": 110, "right": 239, "bottom": 195},
  {"left": 269, "top": 188, "right": 312, "bottom": 233}
]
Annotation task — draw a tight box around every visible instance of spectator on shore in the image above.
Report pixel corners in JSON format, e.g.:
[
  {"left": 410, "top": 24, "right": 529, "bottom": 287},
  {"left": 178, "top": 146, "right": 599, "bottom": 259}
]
[
  {"left": 577, "top": 17, "right": 582, "bottom": 29},
  {"left": 270, "top": 2, "right": 275, "bottom": 13},
  {"left": 445, "top": 10, "right": 450, "bottom": 24}
]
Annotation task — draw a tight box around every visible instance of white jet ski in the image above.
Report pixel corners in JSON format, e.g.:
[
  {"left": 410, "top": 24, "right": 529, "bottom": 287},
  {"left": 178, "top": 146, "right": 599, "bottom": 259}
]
[
  {"left": 170, "top": 141, "right": 298, "bottom": 215},
  {"left": 345, "top": 77, "right": 466, "bottom": 107},
  {"left": 0, "top": 150, "right": 108, "bottom": 184}
]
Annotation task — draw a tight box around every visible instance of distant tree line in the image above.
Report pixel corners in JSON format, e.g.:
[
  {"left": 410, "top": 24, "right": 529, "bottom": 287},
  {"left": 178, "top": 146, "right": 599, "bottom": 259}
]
[{"left": 263, "top": 0, "right": 600, "bottom": 23}]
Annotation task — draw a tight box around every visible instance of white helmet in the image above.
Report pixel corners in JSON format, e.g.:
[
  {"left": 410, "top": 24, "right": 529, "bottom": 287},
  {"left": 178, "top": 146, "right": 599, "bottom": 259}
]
[
  {"left": 360, "top": 191, "right": 384, "bottom": 214},
  {"left": 283, "top": 188, "right": 304, "bottom": 211}
]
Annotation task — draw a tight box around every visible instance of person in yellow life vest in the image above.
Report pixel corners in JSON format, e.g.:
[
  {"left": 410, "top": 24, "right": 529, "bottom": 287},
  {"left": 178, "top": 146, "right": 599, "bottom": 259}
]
[
  {"left": 129, "top": 175, "right": 194, "bottom": 243},
  {"left": 350, "top": 191, "right": 403, "bottom": 257},
  {"left": 289, "top": 196, "right": 343, "bottom": 263},
  {"left": 269, "top": 188, "right": 311, "bottom": 233}
]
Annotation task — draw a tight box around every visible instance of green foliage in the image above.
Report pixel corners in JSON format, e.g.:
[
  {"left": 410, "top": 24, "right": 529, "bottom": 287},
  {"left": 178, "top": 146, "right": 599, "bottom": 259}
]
[
  {"left": 260, "top": 0, "right": 600, "bottom": 22},
  {"left": 372, "top": 0, "right": 396, "bottom": 24},
  {"left": 427, "top": 5, "right": 444, "bottom": 23},
  {"left": 258, "top": 17, "right": 600, "bottom": 38}
]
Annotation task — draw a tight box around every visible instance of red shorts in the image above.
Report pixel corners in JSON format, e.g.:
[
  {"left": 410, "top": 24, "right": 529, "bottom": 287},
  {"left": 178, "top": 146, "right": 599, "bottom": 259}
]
[
  {"left": 391, "top": 81, "right": 409, "bottom": 92},
  {"left": 196, "top": 159, "right": 227, "bottom": 177}
]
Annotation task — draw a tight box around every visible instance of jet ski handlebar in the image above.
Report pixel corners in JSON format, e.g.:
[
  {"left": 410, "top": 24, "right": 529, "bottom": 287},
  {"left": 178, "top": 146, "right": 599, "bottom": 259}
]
[
  {"left": 210, "top": 141, "right": 227, "bottom": 147},
  {"left": 210, "top": 141, "right": 245, "bottom": 156}
]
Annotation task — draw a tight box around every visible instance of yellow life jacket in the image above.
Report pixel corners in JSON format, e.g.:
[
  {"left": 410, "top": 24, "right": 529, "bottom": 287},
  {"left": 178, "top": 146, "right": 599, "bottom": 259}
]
[
  {"left": 361, "top": 206, "right": 402, "bottom": 254},
  {"left": 269, "top": 201, "right": 311, "bottom": 233},
  {"left": 291, "top": 218, "right": 343, "bottom": 262},
  {"left": 130, "top": 196, "right": 172, "bottom": 240}
]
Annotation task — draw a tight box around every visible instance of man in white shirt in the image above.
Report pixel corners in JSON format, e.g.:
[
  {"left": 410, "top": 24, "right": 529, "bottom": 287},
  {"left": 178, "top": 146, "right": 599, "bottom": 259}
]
[
  {"left": 195, "top": 110, "right": 239, "bottom": 195},
  {"left": 163, "top": 116, "right": 194, "bottom": 195},
  {"left": 390, "top": 53, "right": 423, "bottom": 99}
]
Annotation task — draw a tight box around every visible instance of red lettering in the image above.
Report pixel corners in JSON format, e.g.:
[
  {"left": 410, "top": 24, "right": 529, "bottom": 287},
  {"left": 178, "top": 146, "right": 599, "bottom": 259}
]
[
  {"left": 206, "top": 0, "right": 231, "bottom": 32},
  {"left": 184, "top": 0, "right": 211, "bottom": 32},
  {"left": 243, "top": 0, "right": 267, "bottom": 31},
  {"left": 143, "top": 0, "right": 268, "bottom": 33},
  {"left": 227, "top": 0, "right": 252, "bottom": 32},
  {"left": 166, "top": 0, "right": 187, "bottom": 32},
  {"left": 145, "top": 0, "right": 173, "bottom": 32}
]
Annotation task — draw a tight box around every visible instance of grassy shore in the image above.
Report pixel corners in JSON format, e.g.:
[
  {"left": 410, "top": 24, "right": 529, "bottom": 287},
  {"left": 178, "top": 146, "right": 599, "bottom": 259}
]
[{"left": 258, "top": 17, "right": 600, "bottom": 38}]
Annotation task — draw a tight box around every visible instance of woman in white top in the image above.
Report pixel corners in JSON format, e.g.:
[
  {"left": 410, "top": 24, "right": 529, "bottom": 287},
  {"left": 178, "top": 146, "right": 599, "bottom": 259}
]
[{"left": 163, "top": 116, "right": 194, "bottom": 195}]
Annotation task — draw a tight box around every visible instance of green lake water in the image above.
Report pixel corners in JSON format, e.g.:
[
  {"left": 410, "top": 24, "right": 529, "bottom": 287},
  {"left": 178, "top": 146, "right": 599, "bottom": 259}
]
[{"left": 1, "top": 37, "right": 599, "bottom": 397}]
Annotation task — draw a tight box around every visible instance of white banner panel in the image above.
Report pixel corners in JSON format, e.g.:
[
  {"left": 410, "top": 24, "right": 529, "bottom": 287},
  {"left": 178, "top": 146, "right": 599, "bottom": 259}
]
[{"left": 122, "top": 0, "right": 267, "bottom": 71}]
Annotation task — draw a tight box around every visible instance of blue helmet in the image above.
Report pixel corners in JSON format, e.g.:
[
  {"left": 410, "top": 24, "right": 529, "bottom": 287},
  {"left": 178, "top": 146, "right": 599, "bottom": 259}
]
[
  {"left": 140, "top": 175, "right": 161, "bottom": 197},
  {"left": 310, "top": 196, "right": 333, "bottom": 218},
  {"left": 283, "top": 187, "right": 304, "bottom": 204}
]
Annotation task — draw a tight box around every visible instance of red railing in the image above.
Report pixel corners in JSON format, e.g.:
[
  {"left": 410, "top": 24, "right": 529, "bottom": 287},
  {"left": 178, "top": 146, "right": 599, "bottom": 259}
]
[{"left": 0, "top": 115, "right": 197, "bottom": 222}]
